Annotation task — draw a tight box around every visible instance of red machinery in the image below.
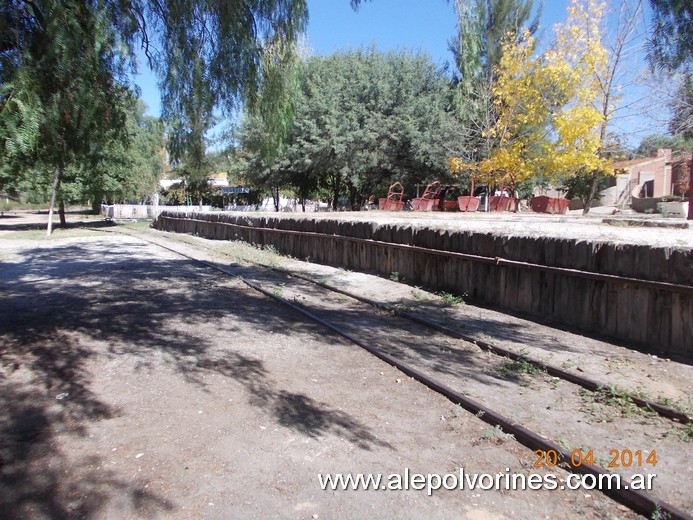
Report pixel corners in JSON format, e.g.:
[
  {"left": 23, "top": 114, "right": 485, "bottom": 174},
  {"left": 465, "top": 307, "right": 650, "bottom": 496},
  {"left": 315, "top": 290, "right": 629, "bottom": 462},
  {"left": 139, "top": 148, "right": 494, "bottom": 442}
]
[
  {"left": 488, "top": 173, "right": 519, "bottom": 212},
  {"left": 457, "top": 175, "right": 480, "bottom": 212},
  {"left": 378, "top": 182, "right": 405, "bottom": 211},
  {"left": 411, "top": 181, "right": 442, "bottom": 211}
]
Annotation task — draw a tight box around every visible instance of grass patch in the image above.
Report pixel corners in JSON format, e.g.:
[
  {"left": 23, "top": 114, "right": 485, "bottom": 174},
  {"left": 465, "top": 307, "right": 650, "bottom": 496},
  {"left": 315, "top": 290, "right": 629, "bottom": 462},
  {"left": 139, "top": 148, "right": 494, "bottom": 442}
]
[
  {"left": 656, "top": 395, "right": 691, "bottom": 416},
  {"left": 482, "top": 425, "right": 515, "bottom": 444},
  {"left": 650, "top": 505, "right": 672, "bottom": 520},
  {"left": 579, "top": 385, "right": 655, "bottom": 423},
  {"left": 436, "top": 291, "right": 466, "bottom": 306},
  {"left": 666, "top": 424, "right": 692, "bottom": 443},
  {"left": 0, "top": 227, "right": 109, "bottom": 240},
  {"left": 503, "top": 359, "right": 544, "bottom": 377},
  {"left": 410, "top": 288, "right": 425, "bottom": 300}
]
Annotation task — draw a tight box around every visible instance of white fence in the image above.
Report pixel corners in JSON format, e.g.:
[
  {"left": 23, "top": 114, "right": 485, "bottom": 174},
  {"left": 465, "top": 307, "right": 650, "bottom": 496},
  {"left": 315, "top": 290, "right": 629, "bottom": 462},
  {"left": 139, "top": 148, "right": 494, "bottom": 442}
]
[
  {"left": 101, "top": 204, "right": 211, "bottom": 219},
  {"left": 101, "top": 201, "right": 335, "bottom": 219}
]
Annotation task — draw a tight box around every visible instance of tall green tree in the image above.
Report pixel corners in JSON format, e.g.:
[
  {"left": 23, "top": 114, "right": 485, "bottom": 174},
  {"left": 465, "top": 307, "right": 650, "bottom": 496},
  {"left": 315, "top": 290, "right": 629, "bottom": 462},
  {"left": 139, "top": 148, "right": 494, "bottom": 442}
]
[
  {"left": 1, "top": 0, "right": 309, "bottom": 230},
  {"left": 450, "top": 0, "right": 540, "bottom": 86},
  {"left": 85, "top": 97, "right": 165, "bottom": 211},
  {"left": 448, "top": 0, "right": 541, "bottom": 172},
  {"left": 149, "top": 0, "right": 307, "bottom": 176},
  {"left": 646, "top": 0, "right": 692, "bottom": 72},
  {"left": 240, "top": 48, "right": 455, "bottom": 210},
  {"left": 1, "top": 0, "right": 132, "bottom": 233},
  {"left": 636, "top": 133, "right": 692, "bottom": 155}
]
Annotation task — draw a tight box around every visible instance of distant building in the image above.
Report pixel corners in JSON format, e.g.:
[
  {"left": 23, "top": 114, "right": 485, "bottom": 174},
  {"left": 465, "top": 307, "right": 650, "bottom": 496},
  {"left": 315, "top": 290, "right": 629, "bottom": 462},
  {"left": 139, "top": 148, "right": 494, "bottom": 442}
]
[
  {"left": 159, "top": 172, "right": 230, "bottom": 190},
  {"left": 208, "top": 172, "right": 229, "bottom": 188},
  {"left": 611, "top": 148, "right": 690, "bottom": 199}
]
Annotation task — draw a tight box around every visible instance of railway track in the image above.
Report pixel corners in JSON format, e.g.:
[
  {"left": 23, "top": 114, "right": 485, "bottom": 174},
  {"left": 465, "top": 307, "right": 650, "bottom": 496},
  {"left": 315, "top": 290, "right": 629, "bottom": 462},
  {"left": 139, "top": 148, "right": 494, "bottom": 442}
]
[{"left": 117, "top": 227, "right": 692, "bottom": 520}]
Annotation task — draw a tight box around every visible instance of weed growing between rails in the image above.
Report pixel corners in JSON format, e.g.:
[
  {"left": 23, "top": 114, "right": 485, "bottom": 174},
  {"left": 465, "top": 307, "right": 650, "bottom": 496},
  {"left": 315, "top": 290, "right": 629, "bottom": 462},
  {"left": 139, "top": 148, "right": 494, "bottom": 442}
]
[
  {"left": 481, "top": 425, "right": 516, "bottom": 445},
  {"left": 502, "top": 359, "right": 545, "bottom": 377},
  {"left": 579, "top": 386, "right": 660, "bottom": 423},
  {"left": 436, "top": 291, "right": 467, "bottom": 306},
  {"left": 665, "top": 424, "right": 692, "bottom": 443},
  {"left": 112, "top": 226, "right": 692, "bottom": 514}
]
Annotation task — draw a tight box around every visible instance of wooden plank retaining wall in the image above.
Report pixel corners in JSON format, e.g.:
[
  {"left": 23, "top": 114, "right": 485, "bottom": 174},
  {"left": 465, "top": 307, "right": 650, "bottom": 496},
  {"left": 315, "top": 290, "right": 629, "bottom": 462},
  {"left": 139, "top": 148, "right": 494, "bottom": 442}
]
[{"left": 155, "top": 211, "right": 692, "bottom": 358}]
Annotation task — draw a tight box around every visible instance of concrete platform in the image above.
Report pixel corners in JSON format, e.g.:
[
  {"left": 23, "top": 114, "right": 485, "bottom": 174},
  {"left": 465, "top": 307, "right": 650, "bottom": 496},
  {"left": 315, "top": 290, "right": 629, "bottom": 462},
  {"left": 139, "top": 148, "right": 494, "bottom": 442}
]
[{"left": 209, "top": 209, "right": 693, "bottom": 248}]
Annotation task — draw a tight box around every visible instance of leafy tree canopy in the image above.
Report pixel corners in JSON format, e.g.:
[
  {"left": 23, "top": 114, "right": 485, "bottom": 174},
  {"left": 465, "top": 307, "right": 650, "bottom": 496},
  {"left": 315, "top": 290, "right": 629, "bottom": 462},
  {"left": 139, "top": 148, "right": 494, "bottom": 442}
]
[
  {"left": 636, "top": 133, "right": 693, "bottom": 156},
  {"left": 240, "top": 48, "right": 455, "bottom": 210},
  {"left": 447, "top": 0, "right": 542, "bottom": 176},
  {"left": 646, "top": 0, "right": 692, "bottom": 72},
  {"left": 1, "top": 0, "right": 308, "bottom": 225},
  {"left": 451, "top": 0, "right": 611, "bottom": 190}
]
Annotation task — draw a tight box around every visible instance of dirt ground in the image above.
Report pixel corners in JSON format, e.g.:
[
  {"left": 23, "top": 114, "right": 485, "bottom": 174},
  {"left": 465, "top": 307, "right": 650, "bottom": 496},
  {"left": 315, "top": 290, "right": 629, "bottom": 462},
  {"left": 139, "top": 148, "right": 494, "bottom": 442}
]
[
  {"left": 0, "top": 213, "right": 690, "bottom": 519},
  {"left": 135, "top": 226, "right": 692, "bottom": 510}
]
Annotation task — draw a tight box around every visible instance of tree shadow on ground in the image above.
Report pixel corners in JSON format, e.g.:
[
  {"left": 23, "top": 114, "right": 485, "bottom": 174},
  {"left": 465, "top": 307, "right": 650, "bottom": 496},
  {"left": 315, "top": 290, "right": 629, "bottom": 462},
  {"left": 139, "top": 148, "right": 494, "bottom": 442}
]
[
  {"left": 0, "top": 236, "right": 388, "bottom": 518},
  {"left": 259, "top": 274, "right": 527, "bottom": 390},
  {"left": 196, "top": 353, "right": 390, "bottom": 451},
  {"left": 293, "top": 268, "right": 588, "bottom": 358},
  {"left": 0, "top": 219, "right": 116, "bottom": 232},
  {"left": 0, "top": 331, "right": 174, "bottom": 519}
]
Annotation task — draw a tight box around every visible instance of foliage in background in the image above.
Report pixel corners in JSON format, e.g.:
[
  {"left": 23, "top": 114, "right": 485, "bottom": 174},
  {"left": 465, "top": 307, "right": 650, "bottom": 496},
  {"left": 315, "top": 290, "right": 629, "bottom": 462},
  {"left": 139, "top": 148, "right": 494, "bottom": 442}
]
[
  {"left": 562, "top": 170, "right": 611, "bottom": 204},
  {"left": 637, "top": 133, "right": 693, "bottom": 156},
  {"left": 646, "top": 0, "right": 692, "bottom": 72},
  {"left": 447, "top": 0, "right": 541, "bottom": 182},
  {"left": 668, "top": 72, "right": 692, "bottom": 139},
  {"left": 455, "top": 1, "right": 612, "bottom": 199},
  {"left": 0, "top": 1, "right": 133, "bottom": 229},
  {"left": 1, "top": 0, "right": 309, "bottom": 225},
  {"left": 77, "top": 98, "right": 165, "bottom": 211},
  {"left": 239, "top": 48, "right": 455, "bottom": 210}
]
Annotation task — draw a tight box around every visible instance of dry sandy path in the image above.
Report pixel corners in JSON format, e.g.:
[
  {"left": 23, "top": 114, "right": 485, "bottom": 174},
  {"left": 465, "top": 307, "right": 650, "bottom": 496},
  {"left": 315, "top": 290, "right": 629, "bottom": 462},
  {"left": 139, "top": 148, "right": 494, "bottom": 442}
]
[{"left": 0, "top": 228, "right": 686, "bottom": 519}]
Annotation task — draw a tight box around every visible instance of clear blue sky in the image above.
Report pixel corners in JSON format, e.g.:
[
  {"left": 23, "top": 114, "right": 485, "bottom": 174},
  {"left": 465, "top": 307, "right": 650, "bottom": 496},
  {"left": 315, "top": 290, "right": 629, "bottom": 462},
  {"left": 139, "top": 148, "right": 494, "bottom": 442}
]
[
  {"left": 304, "top": 0, "right": 569, "bottom": 62},
  {"left": 135, "top": 0, "right": 567, "bottom": 117},
  {"left": 134, "top": 0, "right": 663, "bottom": 144}
]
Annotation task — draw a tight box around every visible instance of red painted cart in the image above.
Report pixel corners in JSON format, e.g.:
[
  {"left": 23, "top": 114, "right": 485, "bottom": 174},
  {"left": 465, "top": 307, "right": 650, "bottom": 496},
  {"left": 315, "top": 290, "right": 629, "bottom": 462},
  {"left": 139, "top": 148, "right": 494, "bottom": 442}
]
[
  {"left": 378, "top": 182, "right": 405, "bottom": 211},
  {"left": 457, "top": 175, "right": 480, "bottom": 212},
  {"left": 411, "top": 181, "right": 442, "bottom": 211},
  {"left": 488, "top": 173, "right": 519, "bottom": 212}
]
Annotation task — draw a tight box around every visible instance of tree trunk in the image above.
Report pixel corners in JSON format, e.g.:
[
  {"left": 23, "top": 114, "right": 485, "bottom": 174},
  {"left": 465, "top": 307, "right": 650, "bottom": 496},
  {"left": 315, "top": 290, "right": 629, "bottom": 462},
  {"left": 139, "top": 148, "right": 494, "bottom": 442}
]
[
  {"left": 58, "top": 198, "right": 67, "bottom": 228},
  {"left": 582, "top": 171, "right": 599, "bottom": 215},
  {"left": 273, "top": 186, "right": 280, "bottom": 212},
  {"left": 91, "top": 191, "right": 102, "bottom": 215},
  {"left": 688, "top": 157, "right": 693, "bottom": 220},
  {"left": 332, "top": 173, "right": 341, "bottom": 211},
  {"left": 46, "top": 164, "right": 61, "bottom": 237},
  {"left": 349, "top": 186, "right": 357, "bottom": 211}
]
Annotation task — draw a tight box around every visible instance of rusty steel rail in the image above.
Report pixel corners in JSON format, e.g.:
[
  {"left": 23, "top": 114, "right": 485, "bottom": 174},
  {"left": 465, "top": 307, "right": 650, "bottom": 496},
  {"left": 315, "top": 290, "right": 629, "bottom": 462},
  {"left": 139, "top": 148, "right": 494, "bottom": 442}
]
[
  {"left": 247, "top": 281, "right": 691, "bottom": 520},
  {"left": 157, "top": 215, "right": 693, "bottom": 295},
  {"left": 152, "top": 221, "right": 692, "bottom": 423},
  {"left": 127, "top": 230, "right": 691, "bottom": 520},
  {"left": 267, "top": 267, "right": 691, "bottom": 424}
]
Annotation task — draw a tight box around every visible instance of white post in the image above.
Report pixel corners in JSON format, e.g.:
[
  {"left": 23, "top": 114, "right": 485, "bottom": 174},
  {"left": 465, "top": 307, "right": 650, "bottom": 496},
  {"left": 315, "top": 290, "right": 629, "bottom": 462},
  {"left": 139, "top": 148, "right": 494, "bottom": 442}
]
[{"left": 46, "top": 165, "right": 60, "bottom": 237}]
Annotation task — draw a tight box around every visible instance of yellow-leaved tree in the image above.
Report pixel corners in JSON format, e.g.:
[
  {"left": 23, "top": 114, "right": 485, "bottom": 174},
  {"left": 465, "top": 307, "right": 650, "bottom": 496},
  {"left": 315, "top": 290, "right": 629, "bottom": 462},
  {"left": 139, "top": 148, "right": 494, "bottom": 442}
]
[
  {"left": 545, "top": 0, "right": 614, "bottom": 214},
  {"left": 454, "top": 0, "right": 614, "bottom": 206},
  {"left": 448, "top": 33, "right": 539, "bottom": 190}
]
